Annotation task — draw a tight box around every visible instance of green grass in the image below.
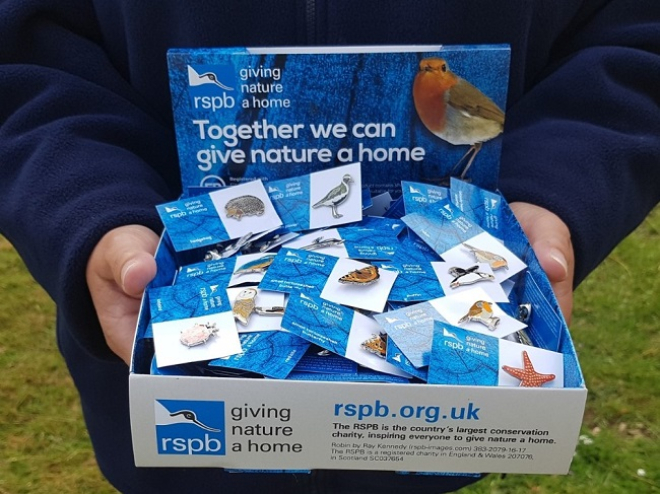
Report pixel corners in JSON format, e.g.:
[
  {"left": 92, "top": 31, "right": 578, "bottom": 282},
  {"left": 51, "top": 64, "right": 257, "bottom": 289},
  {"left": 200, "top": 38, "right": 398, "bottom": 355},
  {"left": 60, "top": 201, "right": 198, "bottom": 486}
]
[{"left": 0, "top": 207, "right": 658, "bottom": 493}]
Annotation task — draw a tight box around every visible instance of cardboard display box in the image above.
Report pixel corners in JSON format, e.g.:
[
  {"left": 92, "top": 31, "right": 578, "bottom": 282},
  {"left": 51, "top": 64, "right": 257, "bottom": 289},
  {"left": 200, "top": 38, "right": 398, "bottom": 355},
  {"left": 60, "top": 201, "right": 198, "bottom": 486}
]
[{"left": 129, "top": 45, "right": 587, "bottom": 474}]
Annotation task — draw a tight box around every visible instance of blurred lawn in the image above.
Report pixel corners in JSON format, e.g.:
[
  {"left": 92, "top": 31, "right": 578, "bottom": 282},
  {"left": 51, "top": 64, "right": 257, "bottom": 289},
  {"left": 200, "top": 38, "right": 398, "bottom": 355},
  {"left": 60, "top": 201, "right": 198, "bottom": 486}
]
[{"left": 0, "top": 207, "right": 658, "bottom": 494}]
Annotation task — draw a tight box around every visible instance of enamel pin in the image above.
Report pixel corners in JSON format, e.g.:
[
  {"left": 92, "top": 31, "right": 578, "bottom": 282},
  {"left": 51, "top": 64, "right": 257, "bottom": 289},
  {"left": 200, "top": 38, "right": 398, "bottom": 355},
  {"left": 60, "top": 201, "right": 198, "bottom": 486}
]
[
  {"left": 232, "top": 287, "right": 285, "bottom": 326},
  {"left": 204, "top": 232, "right": 254, "bottom": 261},
  {"left": 448, "top": 265, "right": 495, "bottom": 288},
  {"left": 361, "top": 333, "right": 387, "bottom": 358},
  {"left": 462, "top": 243, "right": 508, "bottom": 270},
  {"left": 225, "top": 195, "right": 265, "bottom": 220},
  {"left": 234, "top": 254, "right": 277, "bottom": 277},
  {"left": 312, "top": 174, "right": 352, "bottom": 218},
  {"left": 180, "top": 322, "right": 218, "bottom": 348},
  {"left": 300, "top": 236, "right": 346, "bottom": 251},
  {"left": 457, "top": 300, "right": 500, "bottom": 331},
  {"left": 502, "top": 350, "right": 556, "bottom": 387},
  {"left": 338, "top": 265, "right": 380, "bottom": 286}
]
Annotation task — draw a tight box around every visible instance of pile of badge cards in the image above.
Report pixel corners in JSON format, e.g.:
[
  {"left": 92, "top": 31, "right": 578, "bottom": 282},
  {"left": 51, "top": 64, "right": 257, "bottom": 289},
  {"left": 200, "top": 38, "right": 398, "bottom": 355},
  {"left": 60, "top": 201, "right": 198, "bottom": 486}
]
[{"left": 147, "top": 162, "right": 566, "bottom": 388}]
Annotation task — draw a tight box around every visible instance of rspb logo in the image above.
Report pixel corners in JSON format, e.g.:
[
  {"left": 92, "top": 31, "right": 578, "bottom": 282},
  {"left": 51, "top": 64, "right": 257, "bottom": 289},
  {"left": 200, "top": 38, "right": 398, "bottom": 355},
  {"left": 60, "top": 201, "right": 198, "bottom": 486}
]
[
  {"left": 155, "top": 399, "right": 226, "bottom": 456},
  {"left": 188, "top": 64, "right": 236, "bottom": 111}
]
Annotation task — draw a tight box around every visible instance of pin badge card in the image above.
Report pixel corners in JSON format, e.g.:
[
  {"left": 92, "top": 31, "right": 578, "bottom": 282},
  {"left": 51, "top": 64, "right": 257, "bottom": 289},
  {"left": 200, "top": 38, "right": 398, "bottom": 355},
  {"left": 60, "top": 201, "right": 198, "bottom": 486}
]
[
  {"left": 174, "top": 257, "right": 236, "bottom": 285},
  {"left": 280, "top": 228, "right": 349, "bottom": 258},
  {"left": 267, "top": 162, "right": 362, "bottom": 232},
  {"left": 374, "top": 260, "right": 444, "bottom": 303},
  {"left": 149, "top": 284, "right": 242, "bottom": 367},
  {"left": 208, "top": 331, "right": 311, "bottom": 380},
  {"left": 431, "top": 261, "right": 508, "bottom": 302},
  {"left": 257, "top": 248, "right": 337, "bottom": 297},
  {"left": 227, "top": 286, "right": 285, "bottom": 332},
  {"left": 281, "top": 293, "right": 410, "bottom": 378},
  {"left": 428, "top": 322, "right": 564, "bottom": 388},
  {"left": 401, "top": 180, "right": 449, "bottom": 215},
  {"left": 156, "top": 180, "right": 282, "bottom": 252}
]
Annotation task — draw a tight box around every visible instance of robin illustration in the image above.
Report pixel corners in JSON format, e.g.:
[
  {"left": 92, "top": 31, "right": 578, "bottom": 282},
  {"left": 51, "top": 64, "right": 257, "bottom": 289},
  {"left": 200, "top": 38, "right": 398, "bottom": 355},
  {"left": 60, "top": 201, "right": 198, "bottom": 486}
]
[
  {"left": 312, "top": 174, "right": 352, "bottom": 218},
  {"left": 413, "top": 57, "right": 505, "bottom": 179}
]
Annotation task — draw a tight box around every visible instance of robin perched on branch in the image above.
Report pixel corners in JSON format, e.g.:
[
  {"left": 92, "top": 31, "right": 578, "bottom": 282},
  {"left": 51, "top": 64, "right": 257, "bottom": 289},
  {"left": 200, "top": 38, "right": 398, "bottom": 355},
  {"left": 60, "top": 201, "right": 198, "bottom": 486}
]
[{"left": 413, "top": 57, "right": 505, "bottom": 179}]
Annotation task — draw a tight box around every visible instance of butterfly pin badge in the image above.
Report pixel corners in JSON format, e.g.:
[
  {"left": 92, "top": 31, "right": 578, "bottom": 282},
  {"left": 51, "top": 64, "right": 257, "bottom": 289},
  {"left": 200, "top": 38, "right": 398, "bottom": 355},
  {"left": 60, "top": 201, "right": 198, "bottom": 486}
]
[{"left": 338, "top": 265, "right": 380, "bottom": 286}]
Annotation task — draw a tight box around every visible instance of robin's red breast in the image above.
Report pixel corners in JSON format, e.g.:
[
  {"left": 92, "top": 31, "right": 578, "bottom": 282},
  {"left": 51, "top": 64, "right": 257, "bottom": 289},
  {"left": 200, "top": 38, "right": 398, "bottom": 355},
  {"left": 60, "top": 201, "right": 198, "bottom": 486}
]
[{"left": 413, "top": 57, "right": 505, "bottom": 178}]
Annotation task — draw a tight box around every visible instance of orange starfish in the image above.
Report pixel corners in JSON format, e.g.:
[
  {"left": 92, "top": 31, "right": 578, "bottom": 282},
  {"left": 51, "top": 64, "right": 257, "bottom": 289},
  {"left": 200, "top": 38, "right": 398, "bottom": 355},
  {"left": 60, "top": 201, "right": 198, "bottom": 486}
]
[{"left": 502, "top": 350, "right": 556, "bottom": 387}]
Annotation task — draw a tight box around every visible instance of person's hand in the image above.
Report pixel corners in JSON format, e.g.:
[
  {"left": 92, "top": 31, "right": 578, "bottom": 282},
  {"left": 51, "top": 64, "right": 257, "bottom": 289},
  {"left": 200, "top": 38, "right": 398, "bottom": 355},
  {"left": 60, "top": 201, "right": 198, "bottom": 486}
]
[
  {"left": 510, "top": 202, "right": 575, "bottom": 324},
  {"left": 86, "top": 225, "right": 159, "bottom": 364}
]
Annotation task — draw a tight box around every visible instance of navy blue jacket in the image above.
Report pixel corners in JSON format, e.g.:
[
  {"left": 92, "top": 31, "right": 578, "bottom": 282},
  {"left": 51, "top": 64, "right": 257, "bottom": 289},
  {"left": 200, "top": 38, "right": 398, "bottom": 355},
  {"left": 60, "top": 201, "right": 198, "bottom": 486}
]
[{"left": 0, "top": 1, "right": 659, "bottom": 492}]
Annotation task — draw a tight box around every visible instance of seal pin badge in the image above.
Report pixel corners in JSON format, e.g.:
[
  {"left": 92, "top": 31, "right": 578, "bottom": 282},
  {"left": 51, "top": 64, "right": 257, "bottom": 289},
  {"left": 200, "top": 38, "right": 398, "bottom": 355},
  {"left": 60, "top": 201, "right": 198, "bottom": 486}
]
[
  {"left": 225, "top": 195, "right": 265, "bottom": 220},
  {"left": 458, "top": 300, "right": 500, "bottom": 331},
  {"left": 180, "top": 322, "right": 218, "bottom": 348},
  {"left": 312, "top": 174, "right": 352, "bottom": 218},
  {"left": 338, "top": 265, "right": 380, "bottom": 286},
  {"left": 462, "top": 243, "right": 508, "bottom": 270},
  {"left": 448, "top": 265, "right": 495, "bottom": 288}
]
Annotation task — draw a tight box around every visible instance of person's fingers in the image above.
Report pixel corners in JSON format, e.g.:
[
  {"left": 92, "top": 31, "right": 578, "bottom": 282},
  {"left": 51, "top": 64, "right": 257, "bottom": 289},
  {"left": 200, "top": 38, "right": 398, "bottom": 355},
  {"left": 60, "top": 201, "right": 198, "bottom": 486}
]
[
  {"left": 86, "top": 225, "right": 159, "bottom": 362},
  {"left": 510, "top": 202, "right": 575, "bottom": 324}
]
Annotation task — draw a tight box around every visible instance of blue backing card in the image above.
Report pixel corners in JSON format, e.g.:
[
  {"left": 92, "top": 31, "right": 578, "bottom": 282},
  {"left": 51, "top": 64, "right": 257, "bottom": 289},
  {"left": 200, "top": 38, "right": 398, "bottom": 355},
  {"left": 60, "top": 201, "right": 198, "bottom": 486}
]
[
  {"left": 267, "top": 174, "right": 311, "bottom": 231},
  {"left": 174, "top": 258, "right": 236, "bottom": 285},
  {"left": 148, "top": 282, "right": 232, "bottom": 323},
  {"left": 450, "top": 177, "right": 504, "bottom": 237},
  {"left": 293, "top": 347, "right": 359, "bottom": 374},
  {"left": 402, "top": 180, "right": 450, "bottom": 214},
  {"left": 375, "top": 260, "right": 444, "bottom": 303},
  {"left": 385, "top": 337, "right": 428, "bottom": 382},
  {"left": 258, "top": 248, "right": 337, "bottom": 296},
  {"left": 336, "top": 223, "right": 400, "bottom": 260},
  {"left": 428, "top": 322, "right": 500, "bottom": 386},
  {"left": 402, "top": 199, "right": 484, "bottom": 256},
  {"left": 167, "top": 46, "right": 509, "bottom": 192},
  {"left": 208, "top": 330, "right": 311, "bottom": 379}
]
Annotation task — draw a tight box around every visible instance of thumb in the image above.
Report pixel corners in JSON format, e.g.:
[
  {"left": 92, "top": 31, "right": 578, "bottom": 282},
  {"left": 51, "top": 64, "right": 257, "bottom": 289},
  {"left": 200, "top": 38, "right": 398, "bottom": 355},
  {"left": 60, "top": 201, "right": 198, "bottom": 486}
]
[
  {"left": 95, "top": 225, "right": 159, "bottom": 298},
  {"left": 510, "top": 202, "right": 575, "bottom": 324}
]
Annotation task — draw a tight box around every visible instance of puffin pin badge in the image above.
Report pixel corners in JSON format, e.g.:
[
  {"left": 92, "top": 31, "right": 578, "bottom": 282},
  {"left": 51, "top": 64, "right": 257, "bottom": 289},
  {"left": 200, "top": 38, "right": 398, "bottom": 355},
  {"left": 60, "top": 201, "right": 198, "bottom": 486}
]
[
  {"left": 312, "top": 174, "right": 352, "bottom": 219},
  {"left": 179, "top": 322, "right": 219, "bottom": 348},
  {"left": 338, "top": 265, "right": 380, "bottom": 286},
  {"left": 457, "top": 300, "right": 500, "bottom": 331},
  {"left": 448, "top": 265, "right": 495, "bottom": 288}
]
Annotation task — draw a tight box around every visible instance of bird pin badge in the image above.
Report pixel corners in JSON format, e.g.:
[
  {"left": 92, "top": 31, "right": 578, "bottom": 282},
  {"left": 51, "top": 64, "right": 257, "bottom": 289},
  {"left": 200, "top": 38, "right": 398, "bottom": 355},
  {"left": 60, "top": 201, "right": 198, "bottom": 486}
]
[
  {"left": 312, "top": 174, "right": 352, "bottom": 219},
  {"left": 232, "top": 288, "right": 285, "bottom": 326},
  {"left": 448, "top": 265, "right": 495, "bottom": 288},
  {"left": 462, "top": 243, "right": 508, "bottom": 270},
  {"left": 457, "top": 300, "right": 500, "bottom": 331}
]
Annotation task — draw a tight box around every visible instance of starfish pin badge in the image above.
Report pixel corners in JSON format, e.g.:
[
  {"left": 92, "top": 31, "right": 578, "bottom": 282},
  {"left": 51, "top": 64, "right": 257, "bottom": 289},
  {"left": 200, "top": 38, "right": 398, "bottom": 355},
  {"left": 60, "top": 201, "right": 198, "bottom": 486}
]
[{"left": 502, "top": 350, "right": 556, "bottom": 387}]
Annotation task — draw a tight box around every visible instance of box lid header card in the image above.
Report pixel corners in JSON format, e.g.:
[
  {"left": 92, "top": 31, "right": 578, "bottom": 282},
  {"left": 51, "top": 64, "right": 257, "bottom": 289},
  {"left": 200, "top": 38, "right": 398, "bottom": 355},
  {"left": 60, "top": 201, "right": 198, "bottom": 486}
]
[{"left": 167, "top": 45, "right": 510, "bottom": 194}]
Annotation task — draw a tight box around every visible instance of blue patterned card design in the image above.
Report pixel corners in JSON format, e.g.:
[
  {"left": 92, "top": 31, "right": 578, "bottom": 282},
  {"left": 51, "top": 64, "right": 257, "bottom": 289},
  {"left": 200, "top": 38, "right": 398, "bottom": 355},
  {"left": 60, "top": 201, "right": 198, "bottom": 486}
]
[
  {"left": 174, "top": 258, "right": 236, "bottom": 285},
  {"left": 374, "top": 261, "right": 444, "bottom": 303},
  {"left": 293, "top": 347, "right": 359, "bottom": 374},
  {"left": 208, "top": 331, "right": 311, "bottom": 379},
  {"left": 258, "top": 248, "right": 337, "bottom": 296},
  {"left": 449, "top": 177, "right": 504, "bottom": 236},
  {"left": 287, "top": 368, "right": 409, "bottom": 383},
  {"left": 402, "top": 199, "right": 484, "bottom": 256},
  {"left": 336, "top": 222, "right": 400, "bottom": 260},
  {"left": 157, "top": 180, "right": 282, "bottom": 252},
  {"left": 282, "top": 293, "right": 410, "bottom": 377},
  {"left": 402, "top": 181, "right": 449, "bottom": 214},
  {"left": 428, "top": 322, "right": 500, "bottom": 386},
  {"left": 267, "top": 174, "right": 311, "bottom": 231},
  {"left": 385, "top": 337, "right": 428, "bottom": 382},
  {"left": 391, "top": 233, "right": 443, "bottom": 264},
  {"left": 149, "top": 282, "right": 231, "bottom": 322},
  {"left": 373, "top": 301, "right": 446, "bottom": 368}
]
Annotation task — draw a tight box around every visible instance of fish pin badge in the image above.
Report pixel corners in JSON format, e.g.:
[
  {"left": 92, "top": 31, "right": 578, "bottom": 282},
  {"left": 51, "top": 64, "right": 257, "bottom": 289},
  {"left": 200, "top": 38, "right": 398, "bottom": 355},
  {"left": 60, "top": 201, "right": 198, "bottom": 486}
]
[{"left": 457, "top": 300, "right": 500, "bottom": 331}]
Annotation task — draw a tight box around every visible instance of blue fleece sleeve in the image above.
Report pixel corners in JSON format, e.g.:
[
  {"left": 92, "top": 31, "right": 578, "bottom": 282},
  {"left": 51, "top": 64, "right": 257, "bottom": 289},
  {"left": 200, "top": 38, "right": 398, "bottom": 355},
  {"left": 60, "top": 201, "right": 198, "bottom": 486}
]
[
  {"left": 0, "top": 0, "right": 181, "bottom": 359},
  {"left": 498, "top": 1, "right": 660, "bottom": 286}
]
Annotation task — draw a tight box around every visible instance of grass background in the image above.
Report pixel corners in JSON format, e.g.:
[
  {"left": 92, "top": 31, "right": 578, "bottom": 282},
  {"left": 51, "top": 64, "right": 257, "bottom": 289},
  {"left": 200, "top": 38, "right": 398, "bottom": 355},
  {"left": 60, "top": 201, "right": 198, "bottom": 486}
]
[{"left": 1, "top": 207, "right": 658, "bottom": 493}]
